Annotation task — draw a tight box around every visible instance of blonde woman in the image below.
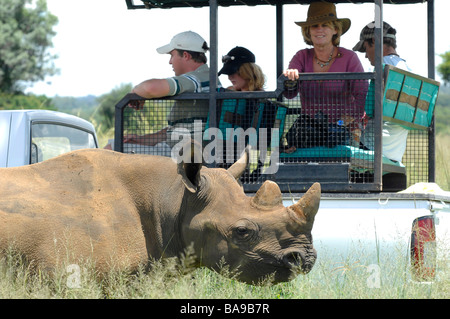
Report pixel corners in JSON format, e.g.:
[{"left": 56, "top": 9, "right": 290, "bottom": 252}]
[
  {"left": 219, "top": 46, "right": 265, "bottom": 91},
  {"left": 282, "top": 2, "right": 368, "bottom": 151},
  {"left": 218, "top": 46, "right": 268, "bottom": 167},
  {"left": 283, "top": 2, "right": 366, "bottom": 124}
]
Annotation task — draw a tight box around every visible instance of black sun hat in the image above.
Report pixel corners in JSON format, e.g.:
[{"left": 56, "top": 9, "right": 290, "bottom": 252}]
[{"left": 218, "top": 46, "right": 255, "bottom": 76}]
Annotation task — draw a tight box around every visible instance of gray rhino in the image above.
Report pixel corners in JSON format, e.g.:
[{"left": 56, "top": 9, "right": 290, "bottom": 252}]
[{"left": 0, "top": 148, "right": 320, "bottom": 284}]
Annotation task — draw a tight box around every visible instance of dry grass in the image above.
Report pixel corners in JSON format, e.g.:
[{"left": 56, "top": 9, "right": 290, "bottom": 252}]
[
  {"left": 0, "top": 242, "right": 448, "bottom": 299},
  {"left": 436, "top": 134, "right": 450, "bottom": 191}
]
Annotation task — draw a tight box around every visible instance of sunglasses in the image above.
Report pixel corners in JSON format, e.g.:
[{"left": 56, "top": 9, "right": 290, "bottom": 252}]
[
  {"left": 222, "top": 55, "right": 236, "bottom": 63},
  {"left": 222, "top": 54, "right": 253, "bottom": 64}
]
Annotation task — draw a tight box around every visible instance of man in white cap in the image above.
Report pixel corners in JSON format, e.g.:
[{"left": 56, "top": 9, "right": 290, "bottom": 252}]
[
  {"left": 132, "top": 31, "right": 212, "bottom": 98},
  {"left": 122, "top": 31, "right": 221, "bottom": 149}
]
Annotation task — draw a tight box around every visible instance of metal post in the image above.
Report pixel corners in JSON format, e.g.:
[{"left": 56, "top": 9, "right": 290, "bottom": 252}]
[
  {"left": 373, "top": 0, "right": 383, "bottom": 190},
  {"left": 209, "top": 0, "right": 218, "bottom": 131},
  {"left": 276, "top": 3, "right": 284, "bottom": 79},
  {"left": 427, "top": 0, "right": 436, "bottom": 183}
]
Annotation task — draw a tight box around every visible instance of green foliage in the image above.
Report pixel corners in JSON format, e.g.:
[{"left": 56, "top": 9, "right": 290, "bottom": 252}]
[
  {"left": 123, "top": 100, "right": 172, "bottom": 136},
  {"left": 438, "top": 51, "right": 450, "bottom": 85},
  {"left": 1, "top": 243, "right": 449, "bottom": 299},
  {"left": 95, "top": 83, "right": 133, "bottom": 135},
  {"left": 45, "top": 83, "right": 134, "bottom": 147},
  {"left": 434, "top": 85, "right": 450, "bottom": 135},
  {"left": 52, "top": 95, "right": 98, "bottom": 120},
  {"left": 0, "top": 92, "right": 56, "bottom": 110},
  {"left": 0, "top": 0, "right": 58, "bottom": 93}
]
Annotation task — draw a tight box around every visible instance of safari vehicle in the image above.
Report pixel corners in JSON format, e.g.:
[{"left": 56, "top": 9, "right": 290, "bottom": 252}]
[
  {"left": 116, "top": 0, "right": 449, "bottom": 282},
  {"left": 0, "top": 109, "right": 98, "bottom": 168}
]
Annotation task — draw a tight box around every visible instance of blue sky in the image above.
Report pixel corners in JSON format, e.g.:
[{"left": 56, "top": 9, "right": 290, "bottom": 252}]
[{"left": 26, "top": 0, "right": 449, "bottom": 97}]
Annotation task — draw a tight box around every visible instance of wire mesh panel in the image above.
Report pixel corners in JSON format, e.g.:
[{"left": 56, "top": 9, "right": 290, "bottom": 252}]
[
  {"left": 204, "top": 97, "right": 288, "bottom": 185},
  {"left": 115, "top": 71, "right": 435, "bottom": 193},
  {"left": 121, "top": 99, "right": 173, "bottom": 156},
  {"left": 277, "top": 74, "right": 378, "bottom": 189},
  {"left": 404, "top": 129, "right": 429, "bottom": 186}
]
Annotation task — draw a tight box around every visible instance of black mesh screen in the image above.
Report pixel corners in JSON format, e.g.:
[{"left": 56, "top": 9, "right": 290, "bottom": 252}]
[{"left": 115, "top": 73, "right": 432, "bottom": 192}]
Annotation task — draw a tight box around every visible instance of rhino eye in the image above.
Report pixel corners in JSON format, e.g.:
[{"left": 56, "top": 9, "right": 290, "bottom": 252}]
[
  {"left": 233, "top": 226, "right": 252, "bottom": 240},
  {"left": 231, "top": 219, "right": 258, "bottom": 242},
  {"left": 236, "top": 226, "right": 249, "bottom": 235}
]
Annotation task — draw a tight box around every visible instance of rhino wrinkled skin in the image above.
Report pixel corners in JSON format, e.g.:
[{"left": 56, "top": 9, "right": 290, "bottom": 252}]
[{"left": 0, "top": 148, "right": 320, "bottom": 284}]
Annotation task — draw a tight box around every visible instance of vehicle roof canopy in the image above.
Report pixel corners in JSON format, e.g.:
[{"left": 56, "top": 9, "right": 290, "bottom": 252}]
[{"left": 127, "top": 0, "right": 427, "bottom": 9}]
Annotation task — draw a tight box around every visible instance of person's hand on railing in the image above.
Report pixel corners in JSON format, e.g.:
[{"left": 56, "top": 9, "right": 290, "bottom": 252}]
[
  {"left": 128, "top": 99, "right": 145, "bottom": 110},
  {"left": 279, "top": 73, "right": 299, "bottom": 99},
  {"left": 283, "top": 69, "right": 299, "bottom": 81}
]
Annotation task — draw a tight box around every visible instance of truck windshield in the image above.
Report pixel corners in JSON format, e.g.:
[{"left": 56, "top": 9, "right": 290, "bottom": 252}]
[{"left": 31, "top": 123, "right": 97, "bottom": 164}]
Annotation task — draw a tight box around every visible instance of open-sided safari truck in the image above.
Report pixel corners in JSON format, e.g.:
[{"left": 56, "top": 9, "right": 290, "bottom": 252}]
[
  {"left": 116, "top": 0, "right": 439, "bottom": 194},
  {"left": 115, "top": 1, "right": 450, "bottom": 281}
]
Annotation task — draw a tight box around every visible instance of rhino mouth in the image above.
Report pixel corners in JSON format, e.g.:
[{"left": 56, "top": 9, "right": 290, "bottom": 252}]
[
  {"left": 268, "top": 250, "right": 316, "bottom": 283},
  {"left": 281, "top": 249, "right": 316, "bottom": 274},
  {"left": 233, "top": 248, "right": 317, "bottom": 284}
]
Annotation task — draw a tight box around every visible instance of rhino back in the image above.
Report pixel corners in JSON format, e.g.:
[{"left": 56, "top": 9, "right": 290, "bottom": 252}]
[{"left": 0, "top": 149, "right": 185, "bottom": 270}]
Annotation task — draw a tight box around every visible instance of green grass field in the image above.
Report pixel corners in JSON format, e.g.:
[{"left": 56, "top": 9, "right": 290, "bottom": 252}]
[
  {"left": 2, "top": 131, "right": 450, "bottom": 299},
  {"left": 436, "top": 134, "right": 450, "bottom": 191},
  {"left": 1, "top": 240, "right": 449, "bottom": 299}
]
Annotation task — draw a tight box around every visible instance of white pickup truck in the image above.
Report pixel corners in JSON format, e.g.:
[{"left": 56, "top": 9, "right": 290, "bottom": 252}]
[
  {"left": 0, "top": 109, "right": 98, "bottom": 168},
  {"left": 284, "top": 188, "right": 450, "bottom": 284}
]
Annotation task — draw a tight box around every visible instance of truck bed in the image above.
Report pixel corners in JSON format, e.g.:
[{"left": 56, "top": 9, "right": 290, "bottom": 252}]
[{"left": 282, "top": 185, "right": 450, "bottom": 282}]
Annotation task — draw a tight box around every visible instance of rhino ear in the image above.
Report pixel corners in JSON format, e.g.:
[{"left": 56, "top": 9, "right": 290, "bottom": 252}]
[
  {"left": 177, "top": 139, "right": 204, "bottom": 193},
  {"left": 251, "top": 181, "right": 283, "bottom": 210},
  {"left": 227, "top": 146, "right": 250, "bottom": 179},
  {"left": 178, "top": 162, "right": 202, "bottom": 193},
  {"left": 288, "top": 182, "right": 321, "bottom": 224}
]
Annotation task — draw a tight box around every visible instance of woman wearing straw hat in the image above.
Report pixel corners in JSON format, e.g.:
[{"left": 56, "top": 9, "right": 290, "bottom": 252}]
[
  {"left": 284, "top": 2, "right": 361, "bottom": 77},
  {"left": 283, "top": 2, "right": 367, "bottom": 149}
]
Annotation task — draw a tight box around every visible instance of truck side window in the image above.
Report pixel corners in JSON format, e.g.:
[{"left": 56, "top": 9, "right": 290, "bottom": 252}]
[{"left": 31, "top": 123, "right": 97, "bottom": 163}]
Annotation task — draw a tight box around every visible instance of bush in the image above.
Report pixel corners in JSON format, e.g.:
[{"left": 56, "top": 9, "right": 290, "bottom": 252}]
[{"left": 0, "top": 92, "right": 56, "bottom": 110}]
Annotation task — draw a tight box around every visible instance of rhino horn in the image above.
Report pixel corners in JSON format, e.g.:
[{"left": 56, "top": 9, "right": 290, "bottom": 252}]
[
  {"left": 288, "top": 183, "right": 321, "bottom": 223},
  {"left": 227, "top": 146, "right": 250, "bottom": 179},
  {"left": 251, "top": 180, "right": 283, "bottom": 210}
]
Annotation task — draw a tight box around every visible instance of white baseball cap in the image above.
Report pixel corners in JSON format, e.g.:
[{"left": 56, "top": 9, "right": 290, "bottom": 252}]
[{"left": 157, "top": 31, "right": 207, "bottom": 54}]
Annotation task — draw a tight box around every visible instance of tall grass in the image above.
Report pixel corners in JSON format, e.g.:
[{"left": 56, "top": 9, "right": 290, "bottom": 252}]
[
  {"left": 436, "top": 134, "right": 450, "bottom": 191},
  {"left": 0, "top": 243, "right": 448, "bottom": 299}
]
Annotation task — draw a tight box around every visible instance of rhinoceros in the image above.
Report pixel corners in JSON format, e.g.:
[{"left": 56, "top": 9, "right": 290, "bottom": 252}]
[{"left": 0, "top": 148, "right": 320, "bottom": 284}]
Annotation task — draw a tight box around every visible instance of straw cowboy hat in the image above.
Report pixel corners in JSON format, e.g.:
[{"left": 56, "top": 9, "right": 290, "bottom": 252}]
[{"left": 295, "top": 2, "right": 351, "bottom": 35}]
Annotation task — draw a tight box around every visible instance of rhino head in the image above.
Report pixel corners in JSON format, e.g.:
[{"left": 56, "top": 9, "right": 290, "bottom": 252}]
[{"left": 176, "top": 147, "right": 320, "bottom": 284}]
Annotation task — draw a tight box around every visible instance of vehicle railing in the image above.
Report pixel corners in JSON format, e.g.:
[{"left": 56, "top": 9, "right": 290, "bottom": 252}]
[{"left": 114, "top": 71, "right": 435, "bottom": 193}]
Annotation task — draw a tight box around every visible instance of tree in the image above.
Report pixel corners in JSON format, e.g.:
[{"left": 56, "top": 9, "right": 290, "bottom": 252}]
[
  {"left": 0, "top": 0, "right": 58, "bottom": 93},
  {"left": 0, "top": 91, "right": 56, "bottom": 110},
  {"left": 437, "top": 51, "right": 450, "bottom": 85},
  {"left": 95, "top": 83, "right": 133, "bottom": 134}
]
